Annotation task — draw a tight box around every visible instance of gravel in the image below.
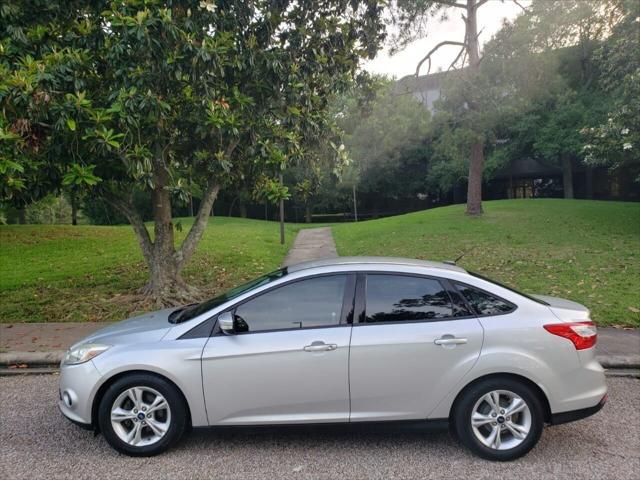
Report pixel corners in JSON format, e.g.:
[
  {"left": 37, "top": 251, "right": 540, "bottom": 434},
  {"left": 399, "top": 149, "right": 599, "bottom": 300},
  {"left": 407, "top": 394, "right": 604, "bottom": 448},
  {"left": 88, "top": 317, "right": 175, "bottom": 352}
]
[{"left": 1, "top": 375, "right": 639, "bottom": 480}]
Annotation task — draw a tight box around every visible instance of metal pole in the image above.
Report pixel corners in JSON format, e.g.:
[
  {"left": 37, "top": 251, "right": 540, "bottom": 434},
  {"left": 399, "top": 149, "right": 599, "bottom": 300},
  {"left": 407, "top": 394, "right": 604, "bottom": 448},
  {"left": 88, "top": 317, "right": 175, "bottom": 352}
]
[
  {"left": 353, "top": 184, "right": 358, "bottom": 222},
  {"left": 279, "top": 173, "right": 285, "bottom": 245}
]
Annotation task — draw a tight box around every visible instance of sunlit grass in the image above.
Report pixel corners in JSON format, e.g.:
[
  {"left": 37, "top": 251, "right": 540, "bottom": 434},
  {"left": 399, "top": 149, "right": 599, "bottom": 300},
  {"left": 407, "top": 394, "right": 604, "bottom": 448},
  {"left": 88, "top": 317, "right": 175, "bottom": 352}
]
[
  {"left": 333, "top": 199, "right": 640, "bottom": 327},
  {"left": 0, "top": 217, "right": 303, "bottom": 322}
]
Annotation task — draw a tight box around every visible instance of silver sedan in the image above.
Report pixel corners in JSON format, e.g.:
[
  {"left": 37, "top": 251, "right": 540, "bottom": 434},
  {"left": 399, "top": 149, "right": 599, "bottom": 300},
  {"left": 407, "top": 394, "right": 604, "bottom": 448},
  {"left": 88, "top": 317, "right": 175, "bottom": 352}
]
[{"left": 58, "top": 257, "right": 607, "bottom": 461}]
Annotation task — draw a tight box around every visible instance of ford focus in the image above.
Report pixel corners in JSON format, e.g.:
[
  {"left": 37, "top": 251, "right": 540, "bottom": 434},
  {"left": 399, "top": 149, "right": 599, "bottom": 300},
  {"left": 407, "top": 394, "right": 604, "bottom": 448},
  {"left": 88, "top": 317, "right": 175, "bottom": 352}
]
[{"left": 58, "top": 257, "right": 606, "bottom": 461}]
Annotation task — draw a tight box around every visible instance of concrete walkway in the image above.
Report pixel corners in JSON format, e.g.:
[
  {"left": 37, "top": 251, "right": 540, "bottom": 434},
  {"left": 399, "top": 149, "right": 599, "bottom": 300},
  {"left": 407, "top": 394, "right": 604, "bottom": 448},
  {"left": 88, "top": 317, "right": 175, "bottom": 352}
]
[{"left": 282, "top": 227, "right": 338, "bottom": 267}]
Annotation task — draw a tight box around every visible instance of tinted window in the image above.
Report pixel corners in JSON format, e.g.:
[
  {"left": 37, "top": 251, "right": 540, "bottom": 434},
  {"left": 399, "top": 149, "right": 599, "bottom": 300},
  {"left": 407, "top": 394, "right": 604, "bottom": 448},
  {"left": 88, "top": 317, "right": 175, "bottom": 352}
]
[
  {"left": 455, "top": 283, "right": 515, "bottom": 316},
  {"left": 365, "top": 275, "right": 458, "bottom": 323},
  {"left": 172, "top": 268, "right": 288, "bottom": 323},
  {"left": 234, "top": 275, "right": 347, "bottom": 332},
  {"left": 469, "top": 271, "right": 548, "bottom": 305}
]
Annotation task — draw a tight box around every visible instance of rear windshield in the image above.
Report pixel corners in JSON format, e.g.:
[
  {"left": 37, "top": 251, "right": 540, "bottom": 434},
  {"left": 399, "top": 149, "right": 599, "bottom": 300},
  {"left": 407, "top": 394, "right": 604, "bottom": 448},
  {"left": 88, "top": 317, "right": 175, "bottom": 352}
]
[
  {"left": 468, "top": 271, "right": 549, "bottom": 306},
  {"left": 170, "top": 268, "right": 288, "bottom": 323}
]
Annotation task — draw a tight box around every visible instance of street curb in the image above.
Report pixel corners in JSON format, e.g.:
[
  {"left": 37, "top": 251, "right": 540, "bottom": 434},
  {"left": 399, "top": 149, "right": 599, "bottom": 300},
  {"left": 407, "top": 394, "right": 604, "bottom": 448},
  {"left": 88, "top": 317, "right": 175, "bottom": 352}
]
[
  {"left": 0, "top": 350, "right": 65, "bottom": 367},
  {"left": 596, "top": 355, "right": 640, "bottom": 369},
  {"left": 1, "top": 351, "right": 638, "bottom": 369}
]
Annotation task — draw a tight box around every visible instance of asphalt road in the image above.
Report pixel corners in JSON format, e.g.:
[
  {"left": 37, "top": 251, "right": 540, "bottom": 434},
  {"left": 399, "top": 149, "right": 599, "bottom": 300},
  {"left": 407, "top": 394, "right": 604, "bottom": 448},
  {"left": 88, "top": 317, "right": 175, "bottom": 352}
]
[{"left": 1, "top": 375, "right": 638, "bottom": 480}]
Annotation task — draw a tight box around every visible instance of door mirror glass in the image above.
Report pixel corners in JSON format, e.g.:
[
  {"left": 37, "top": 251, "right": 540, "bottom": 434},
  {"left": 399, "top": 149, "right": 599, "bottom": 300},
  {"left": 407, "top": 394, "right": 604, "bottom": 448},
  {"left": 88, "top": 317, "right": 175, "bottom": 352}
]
[{"left": 218, "top": 311, "right": 235, "bottom": 334}]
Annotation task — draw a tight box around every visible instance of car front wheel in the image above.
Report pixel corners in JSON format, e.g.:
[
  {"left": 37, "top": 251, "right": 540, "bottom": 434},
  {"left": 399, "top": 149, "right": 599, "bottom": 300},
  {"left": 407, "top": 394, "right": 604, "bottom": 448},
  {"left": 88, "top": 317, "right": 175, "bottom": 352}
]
[
  {"left": 98, "top": 373, "right": 188, "bottom": 456},
  {"left": 453, "top": 377, "right": 544, "bottom": 461}
]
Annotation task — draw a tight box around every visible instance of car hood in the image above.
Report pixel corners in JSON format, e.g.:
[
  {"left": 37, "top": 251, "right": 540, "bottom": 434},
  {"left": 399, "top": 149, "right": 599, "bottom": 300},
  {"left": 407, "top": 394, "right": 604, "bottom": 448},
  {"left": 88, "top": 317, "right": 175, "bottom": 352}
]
[
  {"left": 72, "top": 307, "right": 178, "bottom": 347},
  {"left": 532, "top": 294, "right": 590, "bottom": 321}
]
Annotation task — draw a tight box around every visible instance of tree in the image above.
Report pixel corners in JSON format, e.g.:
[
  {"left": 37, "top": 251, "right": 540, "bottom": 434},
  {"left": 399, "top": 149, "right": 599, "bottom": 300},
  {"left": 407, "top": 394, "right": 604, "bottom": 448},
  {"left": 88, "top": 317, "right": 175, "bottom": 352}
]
[
  {"left": 482, "top": 0, "right": 625, "bottom": 197},
  {"left": 1, "top": 1, "right": 385, "bottom": 302},
  {"left": 582, "top": 0, "right": 640, "bottom": 182},
  {"left": 391, "top": 0, "right": 506, "bottom": 215},
  {"left": 339, "top": 79, "right": 431, "bottom": 215}
]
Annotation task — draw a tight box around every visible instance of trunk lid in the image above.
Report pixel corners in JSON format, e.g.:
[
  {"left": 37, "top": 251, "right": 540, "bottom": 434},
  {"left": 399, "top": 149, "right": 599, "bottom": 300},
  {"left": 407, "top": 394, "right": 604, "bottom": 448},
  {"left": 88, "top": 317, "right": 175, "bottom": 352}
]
[{"left": 532, "top": 294, "right": 591, "bottom": 322}]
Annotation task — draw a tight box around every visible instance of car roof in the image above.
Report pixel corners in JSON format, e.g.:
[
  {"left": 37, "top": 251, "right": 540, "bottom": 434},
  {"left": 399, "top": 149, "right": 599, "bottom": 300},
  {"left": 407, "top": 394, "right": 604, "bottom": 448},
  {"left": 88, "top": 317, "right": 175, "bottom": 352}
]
[{"left": 287, "top": 256, "right": 468, "bottom": 274}]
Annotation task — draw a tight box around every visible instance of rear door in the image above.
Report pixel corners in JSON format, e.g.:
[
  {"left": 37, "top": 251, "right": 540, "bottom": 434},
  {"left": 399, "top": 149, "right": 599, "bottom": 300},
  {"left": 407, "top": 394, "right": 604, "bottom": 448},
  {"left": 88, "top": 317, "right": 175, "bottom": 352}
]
[
  {"left": 201, "top": 274, "right": 355, "bottom": 425},
  {"left": 349, "top": 273, "right": 484, "bottom": 422}
]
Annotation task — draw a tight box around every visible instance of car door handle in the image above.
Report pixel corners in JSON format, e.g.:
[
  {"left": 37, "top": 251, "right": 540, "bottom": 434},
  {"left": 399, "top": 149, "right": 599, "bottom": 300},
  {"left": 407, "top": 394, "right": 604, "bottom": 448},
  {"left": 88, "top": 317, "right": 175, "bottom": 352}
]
[
  {"left": 434, "top": 337, "right": 468, "bottom": 346},
  {"left": 303, "top": 341, "right": 338, "bottom": 352}
]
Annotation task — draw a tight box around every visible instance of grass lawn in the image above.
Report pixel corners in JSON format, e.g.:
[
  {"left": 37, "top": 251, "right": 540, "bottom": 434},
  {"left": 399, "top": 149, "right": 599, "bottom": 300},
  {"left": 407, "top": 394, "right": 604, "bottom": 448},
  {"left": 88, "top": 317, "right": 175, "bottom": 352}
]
[
  {"left": 0, "top": 217, "right": 303, "bottom": 323},
  {"left": 333, "top": 199, "right": 640, "bottom": 327}
]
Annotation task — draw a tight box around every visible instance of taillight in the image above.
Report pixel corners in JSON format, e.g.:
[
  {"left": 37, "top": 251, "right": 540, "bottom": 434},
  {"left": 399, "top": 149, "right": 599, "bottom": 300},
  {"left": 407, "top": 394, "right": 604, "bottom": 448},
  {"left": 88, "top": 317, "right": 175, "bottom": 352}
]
[{"left": 543, "top": 321, "right": 597, "bottom": 350}]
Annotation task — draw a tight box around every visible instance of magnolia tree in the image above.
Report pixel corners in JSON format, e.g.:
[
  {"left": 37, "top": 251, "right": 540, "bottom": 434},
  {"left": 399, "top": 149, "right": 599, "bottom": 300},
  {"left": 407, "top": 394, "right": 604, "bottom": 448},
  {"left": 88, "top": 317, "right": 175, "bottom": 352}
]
[{"left": 0, "top": 0, "right": 385, "bottom": 302}]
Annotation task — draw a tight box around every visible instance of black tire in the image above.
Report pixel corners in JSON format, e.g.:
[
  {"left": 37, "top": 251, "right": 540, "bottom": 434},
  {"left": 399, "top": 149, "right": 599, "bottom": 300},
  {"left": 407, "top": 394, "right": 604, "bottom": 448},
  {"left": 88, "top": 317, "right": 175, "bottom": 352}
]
[
  {"left": 98, "top": 373, "right": 188, "bottom": 456},
  {"left": 452, "top": 377, "right": 544, "bottom": 461}
]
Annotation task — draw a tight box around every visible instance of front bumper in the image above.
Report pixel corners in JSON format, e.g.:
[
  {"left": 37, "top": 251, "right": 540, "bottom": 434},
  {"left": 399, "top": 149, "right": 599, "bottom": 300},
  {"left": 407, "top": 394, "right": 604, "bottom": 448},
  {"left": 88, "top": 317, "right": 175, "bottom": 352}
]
[{"left": 58, "top": 359, "right": 102, "bottom": 426}]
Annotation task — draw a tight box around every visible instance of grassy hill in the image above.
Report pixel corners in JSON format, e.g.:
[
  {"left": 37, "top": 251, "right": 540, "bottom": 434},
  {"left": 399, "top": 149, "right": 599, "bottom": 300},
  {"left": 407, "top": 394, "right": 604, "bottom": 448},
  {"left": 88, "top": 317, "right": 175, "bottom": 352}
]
[
  {"left": 333, "top": 199, "right": 640, "bottom": 327},
  {"left": 1, "top": 199, "right": 638, "bottom": 326},
  {"left": 0, "top": 217, "right": 302, "bottom": 323}
]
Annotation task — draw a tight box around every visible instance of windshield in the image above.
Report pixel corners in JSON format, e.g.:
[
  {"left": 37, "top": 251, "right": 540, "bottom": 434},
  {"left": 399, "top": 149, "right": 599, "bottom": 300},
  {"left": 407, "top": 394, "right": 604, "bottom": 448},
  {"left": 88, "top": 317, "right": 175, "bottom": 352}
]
[
  {"left": 468, "top": 271, "right": 549, "bottom": 306},
  {"left": 170, "top": 268, "right": 288, "bottom": 323}
]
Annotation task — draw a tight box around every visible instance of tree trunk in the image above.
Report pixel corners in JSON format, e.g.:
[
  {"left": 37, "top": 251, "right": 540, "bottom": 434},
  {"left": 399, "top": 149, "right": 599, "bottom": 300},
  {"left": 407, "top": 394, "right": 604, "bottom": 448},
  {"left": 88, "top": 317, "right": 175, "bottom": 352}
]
[
  {"left": 465, "top": 0, "right": 484, "bottom": 216},
  {"left": 70, "top": 195, "right": 78, "bottom": 226},
  {"left": 228, "top": 196, "right": 238, "bottom": 217},
  {"left": 305, "top": 204, "right": 312, "bottom": 223},
  {"left": 562, "top": 157, "right": 574, "bottom": 199},
  {"left": 239, "top": 202, "right": 247, "bottom": 218},
  {"left": 17, "top": 207, "right": 26, "bottom": 224},
  {"left": 466, "top": 140, "right": 485, "bottom": 215},
  {"left": 585, "top": 166, "right": 594, "bottom": 199},
  {"left": 143, "top": 151, "right": 185, "bottom": 298}
]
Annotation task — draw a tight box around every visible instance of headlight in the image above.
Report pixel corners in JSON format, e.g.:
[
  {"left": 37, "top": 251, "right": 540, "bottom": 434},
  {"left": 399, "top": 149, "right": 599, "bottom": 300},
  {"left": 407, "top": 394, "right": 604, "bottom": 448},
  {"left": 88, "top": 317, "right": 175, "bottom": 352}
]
[{"left": 62, "top": 343, "right": 110, "bottom": 365}]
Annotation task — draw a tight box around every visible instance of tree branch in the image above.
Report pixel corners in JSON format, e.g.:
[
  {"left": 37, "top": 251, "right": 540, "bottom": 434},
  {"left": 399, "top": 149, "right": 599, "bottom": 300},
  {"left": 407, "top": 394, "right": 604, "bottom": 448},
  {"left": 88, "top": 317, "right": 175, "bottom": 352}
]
[
  {"left": 101, "top": 191, "right": 154, "bottom": 264},
  {"left": 175, "top": 178, "right": 220, "bottom": 268},
  {"left": 512, "top": 0, "right": 527, "bottom": 12},
  {"left": 416, "top": 41, "right": 466, "bottom": 77},
  {"left": 476, "top": 0, "right": 491, "bottom": 8},
  {"left": 436, "top": 0, "right": 467, "bottom": 8},
  {"left": 447, "top": 44, "right": 466, "bottom": 71},
  {"left": 175, "top": 138, "right": 239, "bottom": 268}
]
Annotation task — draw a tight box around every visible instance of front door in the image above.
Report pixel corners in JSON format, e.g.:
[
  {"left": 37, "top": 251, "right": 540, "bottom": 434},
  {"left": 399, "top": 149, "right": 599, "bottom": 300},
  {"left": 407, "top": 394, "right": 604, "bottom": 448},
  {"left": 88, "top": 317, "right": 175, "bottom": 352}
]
[
  {"left": 349, "top": 273, "right": 484, "bottom": 421},
  {"left": 201, "top": 274, "right": 354, "bottom": 425}
]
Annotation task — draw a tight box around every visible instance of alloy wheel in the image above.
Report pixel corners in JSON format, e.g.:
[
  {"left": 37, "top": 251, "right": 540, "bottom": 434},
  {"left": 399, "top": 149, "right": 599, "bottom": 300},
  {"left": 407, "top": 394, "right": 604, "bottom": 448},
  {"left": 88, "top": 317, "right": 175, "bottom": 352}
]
[
  {"left": 470, "top": 389, "right": 532, "bottom": 450},
  {"left": 110, "top": 386, "right": 172, "bottom": 447}
]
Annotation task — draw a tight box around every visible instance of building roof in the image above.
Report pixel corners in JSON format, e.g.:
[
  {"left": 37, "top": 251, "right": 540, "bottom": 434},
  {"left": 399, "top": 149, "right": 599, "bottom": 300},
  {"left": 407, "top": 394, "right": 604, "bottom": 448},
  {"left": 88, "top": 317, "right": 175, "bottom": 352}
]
[{"left": 287, "top": 256, "right": 467, "bottom": 273}]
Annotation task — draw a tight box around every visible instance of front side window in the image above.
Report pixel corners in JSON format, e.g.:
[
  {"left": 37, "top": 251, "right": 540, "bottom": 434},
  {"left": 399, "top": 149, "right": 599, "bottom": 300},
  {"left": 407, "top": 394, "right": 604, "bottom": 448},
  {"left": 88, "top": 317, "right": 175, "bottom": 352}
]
[
  {"left": 233, "top": 275, "right": 347, "bottom": 333},
  {"left": 172, "top": 268, "right": 288, "bottom": 323},
  {"left": 365, "top": 274, "right": 459, "bottom": 323},
  {"left": 454, "top": 283, "right": 515, "bottom": 316}
]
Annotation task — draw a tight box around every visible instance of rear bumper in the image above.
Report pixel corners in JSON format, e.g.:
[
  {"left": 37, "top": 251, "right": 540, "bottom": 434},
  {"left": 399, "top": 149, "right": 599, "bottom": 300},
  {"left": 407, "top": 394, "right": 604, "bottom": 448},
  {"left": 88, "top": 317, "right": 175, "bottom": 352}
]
[{"left": 550, "top": 393, "right": 607, "bottom": 425}]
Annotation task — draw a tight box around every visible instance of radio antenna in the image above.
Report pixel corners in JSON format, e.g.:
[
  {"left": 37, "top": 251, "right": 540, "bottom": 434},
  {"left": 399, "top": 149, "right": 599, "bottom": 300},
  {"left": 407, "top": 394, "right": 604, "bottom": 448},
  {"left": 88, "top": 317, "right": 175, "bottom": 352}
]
[{"left": 454, "top": 246, "right": 476, "bottom": 264}]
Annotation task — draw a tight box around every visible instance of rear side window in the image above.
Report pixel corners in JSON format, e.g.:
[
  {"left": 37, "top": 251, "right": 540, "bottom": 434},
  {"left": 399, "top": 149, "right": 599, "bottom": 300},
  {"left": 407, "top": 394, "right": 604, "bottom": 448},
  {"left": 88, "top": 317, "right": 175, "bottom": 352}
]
[
  {"left": 365, "top": 274, "right": 466, "bottom": 323},
  {"left": 454, "top": 283, "right": 515, "bottom": 316}
]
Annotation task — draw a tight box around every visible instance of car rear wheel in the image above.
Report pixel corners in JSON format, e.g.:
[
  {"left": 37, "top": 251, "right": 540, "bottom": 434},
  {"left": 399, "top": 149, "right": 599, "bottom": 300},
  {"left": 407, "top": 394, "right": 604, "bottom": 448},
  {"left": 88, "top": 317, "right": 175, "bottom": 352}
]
[
  {"left": 98, "top": 373, "right": 187, "bottom": 456},
  {"left": 453, "top": 377, "right": 544, "bottom": 461}
]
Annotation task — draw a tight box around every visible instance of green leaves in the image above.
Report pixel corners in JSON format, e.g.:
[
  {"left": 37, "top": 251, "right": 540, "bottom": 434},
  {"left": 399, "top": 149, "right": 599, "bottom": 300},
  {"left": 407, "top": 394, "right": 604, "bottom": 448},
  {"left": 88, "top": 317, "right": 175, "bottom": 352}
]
[
  {"left": 62, "top": 163, "right": 101, "bottom": 187},
  {"left": 83, "top": 126, "right": 124, "bottom": 151},
  {"left": 252, "top": 174, "right": 291, "bottom": 204},
  {"left": 66, "top": 118, "right": 76, "bottom": 131}
]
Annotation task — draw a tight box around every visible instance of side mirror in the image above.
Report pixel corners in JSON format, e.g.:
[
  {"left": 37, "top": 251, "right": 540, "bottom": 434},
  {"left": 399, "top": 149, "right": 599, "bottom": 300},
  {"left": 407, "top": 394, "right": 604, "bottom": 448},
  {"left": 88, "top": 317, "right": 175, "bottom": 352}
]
[{"left": 218, "top": 311, "right": 235, "bottom": 335}]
